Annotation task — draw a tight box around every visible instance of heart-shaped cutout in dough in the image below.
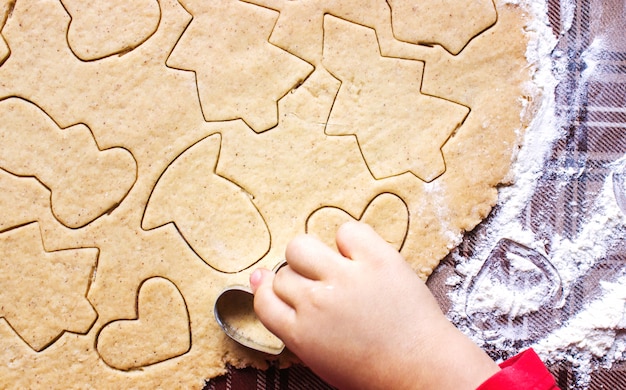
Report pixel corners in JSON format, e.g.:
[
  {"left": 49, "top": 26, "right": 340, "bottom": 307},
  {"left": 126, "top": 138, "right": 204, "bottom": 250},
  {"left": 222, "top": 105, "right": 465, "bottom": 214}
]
[
  {"left": 306, "top": 192, "right": 409, "bottom": 251},
  {"left": 96, "top": 277, "right": 191, "bottom": 370}
]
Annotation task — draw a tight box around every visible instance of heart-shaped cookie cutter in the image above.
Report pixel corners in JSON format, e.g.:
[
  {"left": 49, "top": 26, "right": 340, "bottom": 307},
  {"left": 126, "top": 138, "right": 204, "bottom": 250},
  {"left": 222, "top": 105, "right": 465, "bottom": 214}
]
[{"left": 214, "top": 261, "right": 287, "bottom": 355}]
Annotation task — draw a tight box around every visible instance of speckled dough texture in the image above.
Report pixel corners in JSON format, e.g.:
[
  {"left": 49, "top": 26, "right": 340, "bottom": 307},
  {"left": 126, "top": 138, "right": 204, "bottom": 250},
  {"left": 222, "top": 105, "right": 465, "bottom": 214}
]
[{"left": 0, "top": 0, "right": 536, "bottom": 388}]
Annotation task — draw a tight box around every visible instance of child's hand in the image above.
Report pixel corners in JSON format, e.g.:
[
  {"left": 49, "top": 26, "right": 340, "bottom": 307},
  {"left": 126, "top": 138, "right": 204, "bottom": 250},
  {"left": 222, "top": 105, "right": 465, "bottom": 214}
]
[{"left": 250, "top": 221, "right": 499, "bottom": 390}]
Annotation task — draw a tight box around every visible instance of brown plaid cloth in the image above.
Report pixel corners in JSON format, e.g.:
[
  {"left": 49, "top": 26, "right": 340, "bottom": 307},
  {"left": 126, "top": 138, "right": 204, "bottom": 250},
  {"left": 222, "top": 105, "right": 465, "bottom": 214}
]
[{"left": 205, "top": 0, "right": 626, "bottom": 388}]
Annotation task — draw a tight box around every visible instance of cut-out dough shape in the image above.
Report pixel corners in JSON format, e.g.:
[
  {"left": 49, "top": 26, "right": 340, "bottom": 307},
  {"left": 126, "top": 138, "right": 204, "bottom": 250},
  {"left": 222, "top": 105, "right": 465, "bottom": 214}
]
[
  {"left": 96, "top": 277, "right": 191, "bottom": 370},
  {"left": 0, "top": 168, "right": 51, "bottom": 232},
  {"left": 0, "top": 223, "right": 98, "bottom": 351},
  {"left": 61, "top": 0, "right": 160, "bottom": 61},
  {"left": 0, "top": 0, "right": 10, "bottom": 65},
  {"left": 243, "top": 0, "right": 395, "bottom": 64},
  {"left": 388, "top": 0, "right": 497, "bottom": 55},
  {"left": 322, "top": 17, "right": 470, "bottom": 182},
  {"left": 143, "top": 134, "right": 271, "bottom": 273},
  {"left": 166, "top": 0, "right": 313, "bottom": 132},
  {"left": 306, "top": 193, "right": 409, "bottom": 251},
  {"left": 0, "top": 98, "right": 137, "bottom": 228}
]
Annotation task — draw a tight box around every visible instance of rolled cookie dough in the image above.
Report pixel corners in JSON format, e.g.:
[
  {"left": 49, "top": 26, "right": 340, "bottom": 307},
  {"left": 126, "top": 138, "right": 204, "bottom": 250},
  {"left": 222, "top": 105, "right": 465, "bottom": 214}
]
[{"left": 0, "top": 0, "right": 538, "bottom": 387}]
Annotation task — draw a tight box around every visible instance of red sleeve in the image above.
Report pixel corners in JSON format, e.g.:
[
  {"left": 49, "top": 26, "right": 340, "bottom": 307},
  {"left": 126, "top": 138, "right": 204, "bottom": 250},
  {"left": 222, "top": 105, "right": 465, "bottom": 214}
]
[{"left": 476, "top": 349, "right": 560, "bottom": 390}]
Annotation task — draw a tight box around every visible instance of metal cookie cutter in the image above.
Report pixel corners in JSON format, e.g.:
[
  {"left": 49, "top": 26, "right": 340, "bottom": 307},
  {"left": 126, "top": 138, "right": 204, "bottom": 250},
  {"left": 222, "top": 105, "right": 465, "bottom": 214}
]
[{"left": 214, "top": 260, "right": 287, "bottom": 355}]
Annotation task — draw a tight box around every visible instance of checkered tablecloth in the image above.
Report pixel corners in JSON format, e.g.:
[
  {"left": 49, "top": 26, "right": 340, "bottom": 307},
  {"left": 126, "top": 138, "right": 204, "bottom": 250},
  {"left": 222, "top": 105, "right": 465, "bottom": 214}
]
[{"left": 205, "top": 1, "right": 626, "bottom": 388}]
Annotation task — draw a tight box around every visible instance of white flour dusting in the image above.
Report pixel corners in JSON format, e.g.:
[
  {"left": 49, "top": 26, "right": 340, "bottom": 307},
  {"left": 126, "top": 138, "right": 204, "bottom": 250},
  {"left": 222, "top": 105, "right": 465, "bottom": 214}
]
[
  {"left": 548, "top": 171, "right": 626, "bottom": 294},
  {"left": 559, "top": 0, "right": 576, "bottom": 34},
  {"left": 468, "top": 274, "right": 551, "bottom": 318},
  {"left": 532, "top": 274, "right": 626, "bottom": 387},
  {"left": 445, "top": 0, "right": 626, "bottom": 388},
  {"left": 530, "top": 173, "right": 626, "bottom": 387}
]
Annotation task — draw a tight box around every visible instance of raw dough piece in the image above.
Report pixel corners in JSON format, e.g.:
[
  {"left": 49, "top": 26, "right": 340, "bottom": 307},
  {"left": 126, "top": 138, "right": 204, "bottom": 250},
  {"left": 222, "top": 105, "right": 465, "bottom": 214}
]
[
  {"left": 167, "top": 0, "right": 313, "bottom": 132},
  {"left": 62, "top": 0, "right": 160, "bottom": 60},
  {"left": 387, "top": 0, "right": 497, "bottom": 54},
  {"left": 0, "top": 223, "right": 98, "bottom": 351},
  {"left": 0, "top": 98, "right": 137, "bottom": 228},
  {"left": 307, "top": 192, "right": 409, "bottom": 251},
  {"left": 0, "top": 0, "right": 10, "bottom": 64},
  {"left": 96, "top": 277, "right": 191, "bottom": 370},
  {"left": 242, "top": 0, "right": 398, "bottom": 64},
  {"left": 0, "top": 169, "right": 50, "bottom": 232},
  {"left": 143, "top": 134, "right": 271, "bottom": 273},
  {"left": 323, "top": 16, "right": 469, "bottom": 181},
  {"left": 0, "top": 0, "right": 538, "bottom": 387}
]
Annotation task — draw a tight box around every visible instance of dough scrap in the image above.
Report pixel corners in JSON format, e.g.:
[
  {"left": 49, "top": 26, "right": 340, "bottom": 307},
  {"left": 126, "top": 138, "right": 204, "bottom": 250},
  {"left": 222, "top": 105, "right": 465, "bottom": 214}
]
[{"left": 0, "top": 0, "right": 537, "bottom": 387}]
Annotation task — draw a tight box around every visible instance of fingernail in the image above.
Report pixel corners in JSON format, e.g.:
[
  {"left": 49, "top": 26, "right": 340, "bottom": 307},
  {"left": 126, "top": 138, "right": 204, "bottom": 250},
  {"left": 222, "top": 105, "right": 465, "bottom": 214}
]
[{"left": 249, "top": 269, "right": 263, "bottom": 293}]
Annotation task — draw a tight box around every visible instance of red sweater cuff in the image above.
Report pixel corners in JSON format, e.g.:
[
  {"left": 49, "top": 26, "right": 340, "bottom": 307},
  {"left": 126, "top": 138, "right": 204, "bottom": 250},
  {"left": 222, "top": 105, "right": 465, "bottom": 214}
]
[{"left": 476, "top": 349, "right": 559, "bottom": 390}]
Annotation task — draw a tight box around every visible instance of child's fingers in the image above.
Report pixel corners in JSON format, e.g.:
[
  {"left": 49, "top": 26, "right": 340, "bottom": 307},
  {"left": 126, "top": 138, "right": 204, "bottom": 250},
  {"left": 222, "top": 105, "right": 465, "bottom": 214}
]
[
  {"left": 335, "top": 221, "right": 401, "bottom": 264},
  {"left": 272, "top": 264, "right": 318, "bottom": 309},
  {"left": 285, "top": 234, "right": 343, "bottom": 280},
  {"left": 249, "top": 267, "right": 269, "bottom": 294},
  {"left": 251, "top": 269, "right": 296, "bottom": 337}
]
